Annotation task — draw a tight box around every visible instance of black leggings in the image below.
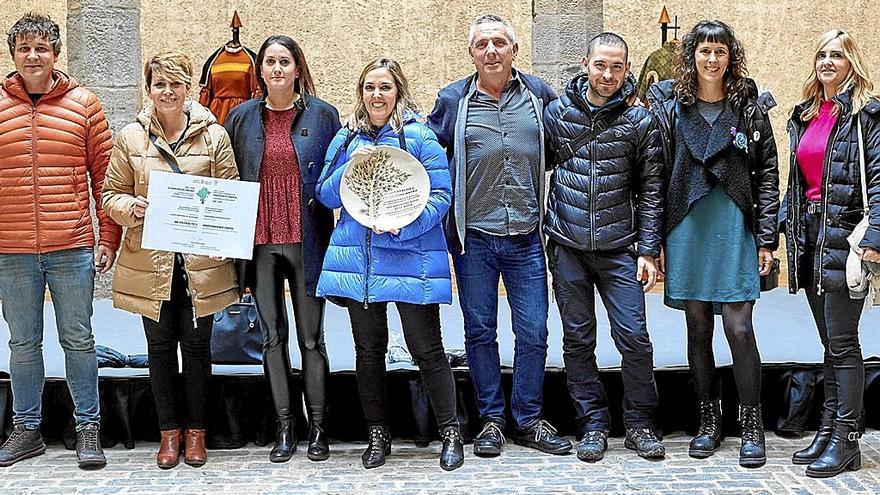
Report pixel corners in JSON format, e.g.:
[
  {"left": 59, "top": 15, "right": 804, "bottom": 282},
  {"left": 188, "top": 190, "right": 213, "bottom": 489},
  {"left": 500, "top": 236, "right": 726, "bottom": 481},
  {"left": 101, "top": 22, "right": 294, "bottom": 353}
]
[
  {"left": 802, "top": 209, "right": 864, "bottom": 423},
  {"left": 684, "top": 300, "right": 762, "bottom": 405},
  {"left": 252, "top": 243, "right": 329, "bottom": 424},
  {"left": 346, "top": 299, "right": 458, "bottom": 431},
  {"left": 143, "top": 256, "right": 213, "bottom": 430}
]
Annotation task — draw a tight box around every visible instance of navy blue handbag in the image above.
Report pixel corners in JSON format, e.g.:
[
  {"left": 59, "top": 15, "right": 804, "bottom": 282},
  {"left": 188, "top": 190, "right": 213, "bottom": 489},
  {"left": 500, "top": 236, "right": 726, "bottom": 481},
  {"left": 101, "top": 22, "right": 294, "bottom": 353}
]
[{"left": 211, "top": 294, "right": 264, "bottom": 365}]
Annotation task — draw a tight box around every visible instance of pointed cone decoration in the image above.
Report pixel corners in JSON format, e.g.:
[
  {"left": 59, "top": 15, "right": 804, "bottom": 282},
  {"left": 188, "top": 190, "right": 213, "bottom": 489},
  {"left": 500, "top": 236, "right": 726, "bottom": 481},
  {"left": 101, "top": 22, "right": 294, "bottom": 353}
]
[
  {"left": 658, "top": 6, "right": 671, "bottom": 24},
  {"left": 230, "top": 10, "right": 243, "bottom": 29}
]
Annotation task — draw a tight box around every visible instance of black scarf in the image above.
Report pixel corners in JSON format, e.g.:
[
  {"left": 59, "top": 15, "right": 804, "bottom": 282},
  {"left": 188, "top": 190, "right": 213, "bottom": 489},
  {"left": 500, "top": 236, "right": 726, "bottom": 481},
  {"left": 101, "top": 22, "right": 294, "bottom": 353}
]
[{"left": 666, "top": 100, "right": 754, "bottom": 233}]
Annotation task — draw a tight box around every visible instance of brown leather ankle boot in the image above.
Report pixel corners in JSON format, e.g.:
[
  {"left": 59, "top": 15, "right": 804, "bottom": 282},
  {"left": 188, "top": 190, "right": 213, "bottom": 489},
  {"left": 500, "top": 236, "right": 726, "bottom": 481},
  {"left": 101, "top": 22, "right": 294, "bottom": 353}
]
[
  {"left": 156, "top": 429, "right": 181, "bottom": 469},
  {"left": 184, "top": 429, "right": 207, "bottom": 467}
]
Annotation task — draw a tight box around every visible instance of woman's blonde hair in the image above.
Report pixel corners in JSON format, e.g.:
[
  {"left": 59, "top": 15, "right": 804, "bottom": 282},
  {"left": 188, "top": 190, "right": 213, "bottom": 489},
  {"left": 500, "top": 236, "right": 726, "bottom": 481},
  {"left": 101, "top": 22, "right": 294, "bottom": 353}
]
[
  {"left": 144, "top": 51, "right": 194, "bottom": 89},
  {"left": 800, "top": 30, "right": 875, "bottom": 120},
  {"left": 353, "top": 57, "right": 419, "bottom": 133}
]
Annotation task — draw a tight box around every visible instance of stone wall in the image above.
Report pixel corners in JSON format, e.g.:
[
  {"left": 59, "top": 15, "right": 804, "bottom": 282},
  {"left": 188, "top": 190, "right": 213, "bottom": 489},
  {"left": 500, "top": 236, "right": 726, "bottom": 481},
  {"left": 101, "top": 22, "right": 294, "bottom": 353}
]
[{"left": 139, "top": 1, "right": 534, "bottom": 116}]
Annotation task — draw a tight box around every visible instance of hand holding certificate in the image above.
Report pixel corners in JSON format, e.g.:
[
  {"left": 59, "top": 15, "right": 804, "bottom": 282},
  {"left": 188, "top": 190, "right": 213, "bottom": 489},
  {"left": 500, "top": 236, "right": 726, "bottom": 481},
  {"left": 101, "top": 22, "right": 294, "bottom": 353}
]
[{"left": 141, "top": 171, "right": 260, "bottom": 260}]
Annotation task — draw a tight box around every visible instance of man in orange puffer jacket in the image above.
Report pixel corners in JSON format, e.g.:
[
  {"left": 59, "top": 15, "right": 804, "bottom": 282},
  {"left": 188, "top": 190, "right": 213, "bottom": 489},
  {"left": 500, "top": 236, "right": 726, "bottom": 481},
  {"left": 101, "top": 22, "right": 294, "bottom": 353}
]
[{"left": 0, "top": 12, "right": 121, "bottom": 469}]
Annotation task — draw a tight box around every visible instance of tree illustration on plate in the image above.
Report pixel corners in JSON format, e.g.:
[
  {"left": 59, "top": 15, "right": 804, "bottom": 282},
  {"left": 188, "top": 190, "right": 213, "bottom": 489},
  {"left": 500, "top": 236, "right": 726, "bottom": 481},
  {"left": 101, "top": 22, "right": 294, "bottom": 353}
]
[{"left": 344, "top": 148, "right": 411, "bottom": 221}]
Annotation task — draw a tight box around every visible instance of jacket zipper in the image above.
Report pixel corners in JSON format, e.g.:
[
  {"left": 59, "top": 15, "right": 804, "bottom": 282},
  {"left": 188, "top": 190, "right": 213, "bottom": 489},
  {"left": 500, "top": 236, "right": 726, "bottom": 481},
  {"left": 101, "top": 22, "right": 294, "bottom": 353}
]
[
  {"left": 787, "top": 121, "right": 803, "bottom": 292},
  {"left": 586, "top": 117, "right": 597, "bottom": 251},
  {"left": 815, "top": 121, "right": 842, "bottom": 295},
  {"left": 30, "top": 104, "right": 42, "bottom": 252},
  {"left": 177, "top": 253, "right": 199, "bottom": 328},
  {"left": 363, "top": 230, "right": 372, "bottom": 308},
  {"left": 362, "top": 133, "right": 383, "bottom": 308}
]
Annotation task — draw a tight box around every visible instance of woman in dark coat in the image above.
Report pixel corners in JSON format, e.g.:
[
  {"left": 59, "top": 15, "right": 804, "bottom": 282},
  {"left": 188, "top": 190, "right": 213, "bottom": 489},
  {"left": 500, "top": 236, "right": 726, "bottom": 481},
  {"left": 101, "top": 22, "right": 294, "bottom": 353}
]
[
  {"left": 785, "top": 29, "right": 880, "bottom": 478},
  {"left": 224, "top": 35, "right": 340, "bottom": 462},
  {"left": 646, "top": 20, "right": 779, "bottom": 468}
]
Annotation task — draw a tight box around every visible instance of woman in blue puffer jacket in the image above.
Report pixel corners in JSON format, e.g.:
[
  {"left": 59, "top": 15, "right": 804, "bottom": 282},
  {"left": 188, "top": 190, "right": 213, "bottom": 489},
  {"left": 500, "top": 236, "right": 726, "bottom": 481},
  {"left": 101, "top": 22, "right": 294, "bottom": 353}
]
[{"left": 315, "top": 57, "right": 463, "bottom": 471}]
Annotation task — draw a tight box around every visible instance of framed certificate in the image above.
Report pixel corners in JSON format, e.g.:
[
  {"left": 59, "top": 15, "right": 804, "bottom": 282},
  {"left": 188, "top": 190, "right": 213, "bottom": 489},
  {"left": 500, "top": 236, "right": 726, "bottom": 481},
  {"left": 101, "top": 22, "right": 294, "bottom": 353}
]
[
  {"left": 141, "top": 171, "right": 260, "bottom": 259},
  {"left": 340, "top": 146, "right": 430, "bottom": 231}
]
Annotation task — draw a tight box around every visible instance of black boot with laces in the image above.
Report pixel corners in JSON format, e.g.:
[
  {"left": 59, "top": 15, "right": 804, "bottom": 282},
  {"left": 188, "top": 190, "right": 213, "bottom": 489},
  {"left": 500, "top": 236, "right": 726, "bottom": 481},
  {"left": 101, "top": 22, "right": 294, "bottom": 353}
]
[
  {"left": 512, "top": 419, "right": 571, "bottom": 455},
  {"left": 738, "top": 404, "right": 766, "bottom": 468},
  {"left": 362, "top": 425, "right": 391, "bottom": 469},
  {"left": 473, "top": 421, "right": 505, "bottom": 457},
  {"left": 0, "top": 425, "right": 46, "bottom": 467},
  {"left": 439, "top": 427, "right": 464, "bottom": 471},
  {"left": 75, "top": 423, "right": 106, "bottom": 469},
  {"left": 689, "top": 398, "right": 722, "bottom": 458},
  {"left": 625, "top": 427, "right": 666, "bottom": 459}
]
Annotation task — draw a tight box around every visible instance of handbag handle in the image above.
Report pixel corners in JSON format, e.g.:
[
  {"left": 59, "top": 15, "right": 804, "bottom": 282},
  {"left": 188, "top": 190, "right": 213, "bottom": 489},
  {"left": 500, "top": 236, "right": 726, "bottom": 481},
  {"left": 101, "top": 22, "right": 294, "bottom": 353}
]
[{"left": 858, "top": 114, "right": 868, "bottom": 215}]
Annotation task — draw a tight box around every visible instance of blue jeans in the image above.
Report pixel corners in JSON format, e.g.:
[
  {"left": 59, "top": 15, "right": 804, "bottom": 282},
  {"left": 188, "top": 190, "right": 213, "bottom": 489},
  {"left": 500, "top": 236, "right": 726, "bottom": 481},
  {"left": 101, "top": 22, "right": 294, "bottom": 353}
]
[
  {"left": 0, "top": 248, "right": 100, "bottom": 430},
  {"left": 451, "top": 230, "right": 549, "bottom": 429}
]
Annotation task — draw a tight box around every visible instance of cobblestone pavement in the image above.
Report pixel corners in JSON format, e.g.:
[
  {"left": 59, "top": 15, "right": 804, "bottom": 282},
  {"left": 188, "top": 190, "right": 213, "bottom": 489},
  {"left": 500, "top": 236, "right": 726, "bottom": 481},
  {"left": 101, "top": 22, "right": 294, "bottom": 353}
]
[{"left": 2, "top": 431, "right": 880, "bottom": 494}]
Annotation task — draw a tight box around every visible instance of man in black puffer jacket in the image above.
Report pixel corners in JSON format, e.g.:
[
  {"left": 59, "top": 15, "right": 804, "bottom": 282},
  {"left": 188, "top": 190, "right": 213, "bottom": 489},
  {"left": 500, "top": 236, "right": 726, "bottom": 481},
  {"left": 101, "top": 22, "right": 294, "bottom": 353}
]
[{"left": 544, "top": 32, "right": 665, "bottom": 462}]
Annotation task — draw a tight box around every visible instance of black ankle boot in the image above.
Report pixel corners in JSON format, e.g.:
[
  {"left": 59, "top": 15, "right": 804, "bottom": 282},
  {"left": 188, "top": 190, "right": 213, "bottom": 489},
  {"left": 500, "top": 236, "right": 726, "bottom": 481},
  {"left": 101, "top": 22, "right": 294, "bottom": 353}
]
[
  {"left": 689, "top": 398, "right": 722, "bottom": 459},
  {"left": 307, "top": 423, "right": 329, "bottom": 462},
  {"left": 269, "top": 416, "right": 296, "bottom": 463},
  {"left": 439, "top": 427, "right": 464, "bottom": 471},
  {"left": 362, "top": 425, "right": 391, "bottom": 469},
  {"left": 806, "top": 420, "right": 861, "bottom": 478},
  {"left": 792, "top": 419, "right": 834, "bottom": 465},
  {"left": 738, "top": 404, "right": 766, "bottom": 468}
]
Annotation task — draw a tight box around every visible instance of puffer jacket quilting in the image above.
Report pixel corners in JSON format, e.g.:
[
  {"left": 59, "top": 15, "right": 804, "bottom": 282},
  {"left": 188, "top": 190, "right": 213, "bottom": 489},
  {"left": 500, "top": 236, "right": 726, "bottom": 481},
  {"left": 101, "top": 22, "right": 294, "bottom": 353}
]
[
  {"left": 0, "top": 70, "right": 121, "bottom": 253},
  {"left": 784, "top": 92, "right": 880, "bottom": 294},
  {"left": 543, "top": 74, "right": 664, "bottom": 257},
  {"left": 101, "top": 100, "right": 239, "bottom": 321},
  {"left": 315, "top": 118, "right": 452, "bottom": 305}
]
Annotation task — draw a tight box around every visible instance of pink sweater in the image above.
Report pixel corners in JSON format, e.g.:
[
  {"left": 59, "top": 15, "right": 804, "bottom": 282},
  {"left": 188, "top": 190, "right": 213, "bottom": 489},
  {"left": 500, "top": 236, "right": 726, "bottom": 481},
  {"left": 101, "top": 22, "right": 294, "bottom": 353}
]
[{"left": 796, "top": 100, "right": 838, "bottom": 201}]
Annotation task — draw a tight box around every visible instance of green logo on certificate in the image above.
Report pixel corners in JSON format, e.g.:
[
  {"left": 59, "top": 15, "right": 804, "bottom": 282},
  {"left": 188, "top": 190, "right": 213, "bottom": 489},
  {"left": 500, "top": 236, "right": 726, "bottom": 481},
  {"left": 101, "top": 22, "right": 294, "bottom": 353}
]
[{"left": 196, "top": 187, "right": 211, "bottom": 204}]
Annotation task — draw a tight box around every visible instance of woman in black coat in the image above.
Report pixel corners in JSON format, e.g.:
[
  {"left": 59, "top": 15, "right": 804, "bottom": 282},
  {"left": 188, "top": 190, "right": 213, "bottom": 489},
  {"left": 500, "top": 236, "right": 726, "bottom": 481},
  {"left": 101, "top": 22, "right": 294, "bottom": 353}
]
[
  {"left": 646, "top": 20, "right": 779, "bottom": 468},
  {"left": 784, "top": 29, "right": 880, "bottom": 478},
  {"left": 224, "top": 35, "right": 340, "bottom": 462}
]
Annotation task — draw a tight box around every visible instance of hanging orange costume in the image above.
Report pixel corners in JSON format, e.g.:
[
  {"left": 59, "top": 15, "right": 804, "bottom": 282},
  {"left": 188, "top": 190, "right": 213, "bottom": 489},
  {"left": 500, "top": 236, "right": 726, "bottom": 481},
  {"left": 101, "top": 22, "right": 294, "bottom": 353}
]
[{"left": 198, "top": 45, "right": 261, "bottom": 125}]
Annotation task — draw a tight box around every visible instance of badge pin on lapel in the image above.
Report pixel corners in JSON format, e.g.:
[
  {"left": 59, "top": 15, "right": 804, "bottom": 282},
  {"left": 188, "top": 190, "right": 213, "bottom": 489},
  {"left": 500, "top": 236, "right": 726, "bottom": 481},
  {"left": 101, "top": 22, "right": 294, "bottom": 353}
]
[
  {"left": 301, "top": 128, "right": 309, "bottom": 136},
  {"left": 753, "top": 130, "right": 760, "bottom": 141}
]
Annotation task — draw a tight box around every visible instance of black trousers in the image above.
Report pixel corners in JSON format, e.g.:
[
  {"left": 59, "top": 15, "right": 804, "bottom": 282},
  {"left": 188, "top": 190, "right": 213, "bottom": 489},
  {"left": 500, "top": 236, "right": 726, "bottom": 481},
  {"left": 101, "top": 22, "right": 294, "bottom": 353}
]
[
  {"left": 549, "top": 243, "right": 659, "bottom": 432},
  {"left": 142, "top": 256, "right": 213, "bottom": 431},
  {"left": 252, "top": 243, "right": 329, "bottom": 424},
  {"left": 345, "top": 299, "right": 458, "bottom": 431},
  {"left": 803, "top": 209, "right": 864, "bottom": 423}
]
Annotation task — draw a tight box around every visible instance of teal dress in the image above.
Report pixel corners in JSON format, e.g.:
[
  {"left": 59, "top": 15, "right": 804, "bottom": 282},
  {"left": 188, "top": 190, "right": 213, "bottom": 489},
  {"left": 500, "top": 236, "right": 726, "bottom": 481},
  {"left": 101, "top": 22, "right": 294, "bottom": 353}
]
[{"left": 664, "top": 185, "right": 760, "bottom": 311}]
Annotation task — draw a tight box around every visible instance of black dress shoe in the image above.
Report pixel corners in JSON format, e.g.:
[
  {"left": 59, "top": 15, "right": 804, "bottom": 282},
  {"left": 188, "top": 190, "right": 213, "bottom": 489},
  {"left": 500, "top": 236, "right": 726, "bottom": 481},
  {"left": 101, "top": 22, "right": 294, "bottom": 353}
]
[
  {"left": 307, "top": 424, "right": 329, "bottom": 461},
  {"left": 473, "top": 421, "right": 505, "bottom": 457},
  {"left": 512, "top": 420, "right": 571, "bottom": 455},
  {"left": 362, "top": 425, "right": 391, "bottom": 469},
  {"left": 576, "top": 430, "right": 608, "bottom": 462},
  {"left": 269, "top": 417, "right": 296, "bottom": 463},
  {"left": 0, "top": 425, "right": 46, "bottom": 467},
  {"left": 76, "top": 424, "right": 106, "bottom": 469},
  {"left": 689, "top": 398, "right": 722, "bottom": 459},
  {"left": 625, "top": 427, "right": 665, "bottom": 459},
  {"left": 440, "top": 427, "right": 464, "bottom": 471}
]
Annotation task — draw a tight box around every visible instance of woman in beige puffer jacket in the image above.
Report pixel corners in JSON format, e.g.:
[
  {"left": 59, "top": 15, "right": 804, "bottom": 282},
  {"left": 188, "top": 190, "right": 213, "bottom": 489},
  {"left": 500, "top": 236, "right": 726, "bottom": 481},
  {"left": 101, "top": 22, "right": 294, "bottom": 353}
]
[
  {"left": 102, "top": 98, "right": 239, "bottom": 320},
  {"left": 101, "top": 52, "right": 238, "bottom": 470}
]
